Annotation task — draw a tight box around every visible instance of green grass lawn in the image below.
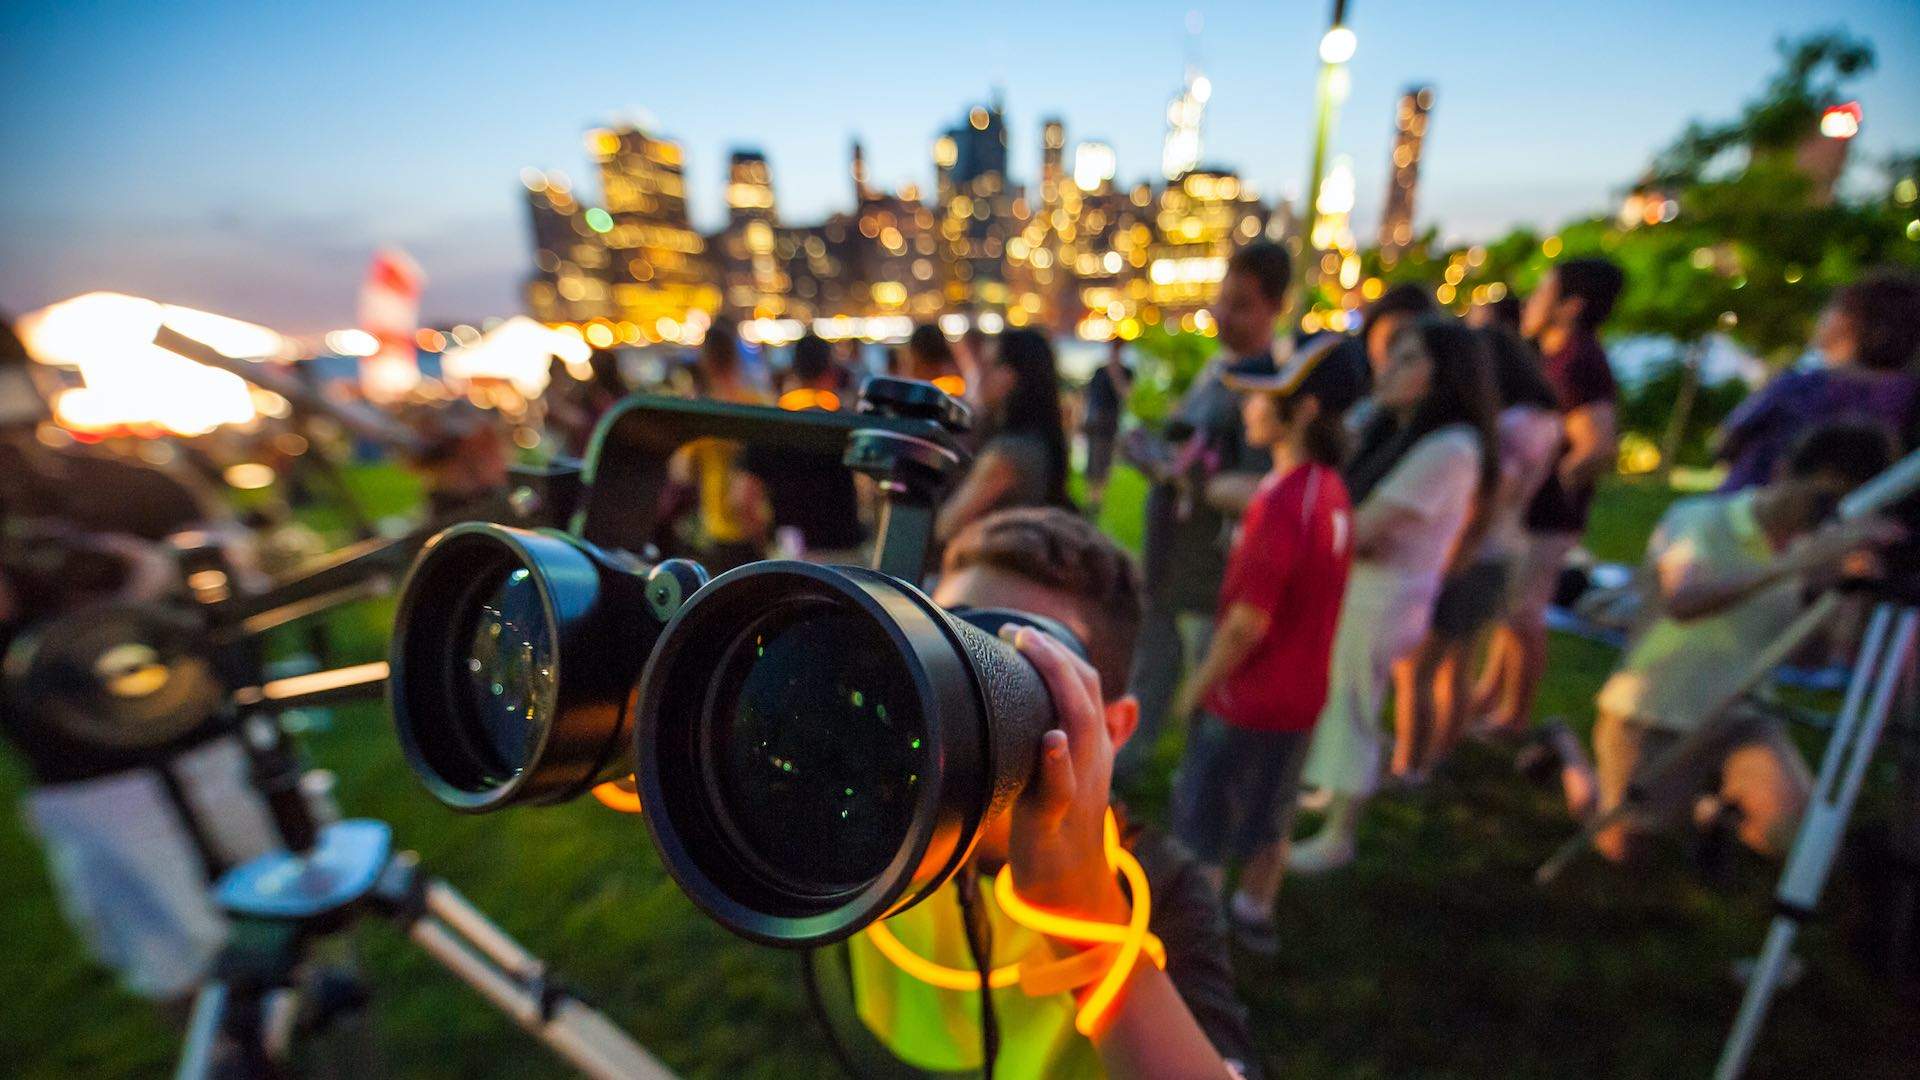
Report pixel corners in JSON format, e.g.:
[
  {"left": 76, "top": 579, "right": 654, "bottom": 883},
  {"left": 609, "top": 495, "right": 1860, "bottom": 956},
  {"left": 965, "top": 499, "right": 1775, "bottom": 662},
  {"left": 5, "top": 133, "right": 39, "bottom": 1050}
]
[{"left": 3, "top": 468, "right": 1915, "bottom": 1078}]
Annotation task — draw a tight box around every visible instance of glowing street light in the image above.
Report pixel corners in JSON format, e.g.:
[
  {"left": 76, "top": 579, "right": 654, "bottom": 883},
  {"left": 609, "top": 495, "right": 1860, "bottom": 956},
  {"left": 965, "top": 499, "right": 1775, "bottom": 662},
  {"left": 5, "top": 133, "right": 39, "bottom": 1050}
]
[
  {"left": 1318, "top": 26, "right": 1357, "bottom": 65},
  {"left": 1288, "top": 1, "right": 1357, "bottom": 329}
]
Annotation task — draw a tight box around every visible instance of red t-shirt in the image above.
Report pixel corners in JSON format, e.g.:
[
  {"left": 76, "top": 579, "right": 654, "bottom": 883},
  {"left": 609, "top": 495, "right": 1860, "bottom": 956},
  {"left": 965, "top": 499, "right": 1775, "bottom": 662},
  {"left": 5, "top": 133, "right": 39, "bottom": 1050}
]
[{"left": 1203, "top": 462, "right": 1353, "bottom": 732}]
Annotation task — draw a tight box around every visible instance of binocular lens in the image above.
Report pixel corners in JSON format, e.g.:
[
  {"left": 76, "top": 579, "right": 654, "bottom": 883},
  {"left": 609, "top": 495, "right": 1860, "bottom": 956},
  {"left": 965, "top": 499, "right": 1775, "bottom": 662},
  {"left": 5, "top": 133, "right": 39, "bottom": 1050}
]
[
  {"left": 463, "top": 567, "right": 554, "bottom": 781},
  {"left": 392, "top": 524, "right": 652, "bottom": 811},
  {"left": 708, "top": 602, "right": 925, "bottom": 895},
  {"left": 637, "top": 561, "right": 1065, "bottom": 947}
]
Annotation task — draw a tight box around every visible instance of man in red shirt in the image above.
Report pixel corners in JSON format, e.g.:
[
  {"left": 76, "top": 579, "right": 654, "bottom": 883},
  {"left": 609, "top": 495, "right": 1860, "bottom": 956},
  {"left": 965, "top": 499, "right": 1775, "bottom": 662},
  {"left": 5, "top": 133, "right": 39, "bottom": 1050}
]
[{"left": 1170, "top": 335, "right": 1364, "bottom": 953}]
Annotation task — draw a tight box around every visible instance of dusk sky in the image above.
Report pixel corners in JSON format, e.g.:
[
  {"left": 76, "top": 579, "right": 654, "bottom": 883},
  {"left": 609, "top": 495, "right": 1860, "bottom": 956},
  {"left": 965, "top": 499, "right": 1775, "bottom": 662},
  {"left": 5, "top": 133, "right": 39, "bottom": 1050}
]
[{"left": 3, "top": 1, "right": 1915, "bottom": 333}]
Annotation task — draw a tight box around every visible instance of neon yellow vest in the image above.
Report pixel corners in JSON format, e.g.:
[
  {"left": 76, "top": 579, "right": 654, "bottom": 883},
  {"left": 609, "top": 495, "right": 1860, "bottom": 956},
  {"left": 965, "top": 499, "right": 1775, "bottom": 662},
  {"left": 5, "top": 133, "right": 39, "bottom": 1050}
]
[{"left": 848, "top": 879, "right": 1104, "bottom": 1078}]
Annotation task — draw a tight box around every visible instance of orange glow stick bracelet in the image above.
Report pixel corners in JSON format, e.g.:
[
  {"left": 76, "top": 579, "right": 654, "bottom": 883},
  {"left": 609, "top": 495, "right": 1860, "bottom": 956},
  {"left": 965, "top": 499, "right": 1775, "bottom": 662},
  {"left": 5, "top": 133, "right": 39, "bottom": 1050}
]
[{"left": 591, "top": 782, "right": 1162, "bottom": 1035}]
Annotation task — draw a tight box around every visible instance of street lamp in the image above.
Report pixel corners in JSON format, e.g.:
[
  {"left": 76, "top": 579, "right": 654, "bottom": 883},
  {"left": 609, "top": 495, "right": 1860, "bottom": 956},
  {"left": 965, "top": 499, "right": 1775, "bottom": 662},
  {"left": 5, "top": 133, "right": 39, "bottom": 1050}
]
[{"left": 1288, "top": 0, "right": 1356, "bottom": 330}]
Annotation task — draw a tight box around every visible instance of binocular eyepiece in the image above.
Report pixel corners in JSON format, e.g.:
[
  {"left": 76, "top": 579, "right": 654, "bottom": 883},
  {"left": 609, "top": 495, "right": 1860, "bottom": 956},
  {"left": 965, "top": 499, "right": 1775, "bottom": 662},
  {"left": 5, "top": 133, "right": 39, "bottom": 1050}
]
[{"left": 388, "top": 438, "right": 1076, "bottom": 946}]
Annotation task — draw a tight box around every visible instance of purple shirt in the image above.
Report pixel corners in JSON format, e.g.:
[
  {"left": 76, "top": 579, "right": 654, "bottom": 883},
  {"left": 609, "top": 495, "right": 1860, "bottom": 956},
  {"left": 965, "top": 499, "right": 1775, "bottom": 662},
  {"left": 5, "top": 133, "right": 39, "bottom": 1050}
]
[{"left": 1718, "top": 367, "right": 1918, "bottom": 491}]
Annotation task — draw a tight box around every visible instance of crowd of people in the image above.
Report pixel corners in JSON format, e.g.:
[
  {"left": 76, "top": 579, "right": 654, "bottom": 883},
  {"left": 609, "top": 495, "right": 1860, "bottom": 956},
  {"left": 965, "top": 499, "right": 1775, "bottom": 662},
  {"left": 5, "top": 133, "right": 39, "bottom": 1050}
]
[
  {"left": 604, "top": 245, "right": 1920, "bottom": 1073},
  {"left": 6, "top": 242, "right": 1920, "bottom": 1076}
]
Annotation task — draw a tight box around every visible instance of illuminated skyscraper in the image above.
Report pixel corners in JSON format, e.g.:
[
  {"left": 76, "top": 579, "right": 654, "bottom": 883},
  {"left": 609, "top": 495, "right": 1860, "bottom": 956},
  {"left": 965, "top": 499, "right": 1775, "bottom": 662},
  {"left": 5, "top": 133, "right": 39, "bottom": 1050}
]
[
  {"left": 1161, "top": 65, "right": 1211, "bottom": 180},
  {"left": 937, "top": 99, "right": 1014, "bottom": 309},
  {"left": 586, "top": 123, "right": 718, "bottom": 329},
  {"left": 715, "top": 148, "right": 789, "bottom": 319},
  {"left": 1149, "top": 168, "right": 1268, "bottom": 325},
  {"left": 1040, "top": 118, "right": 1066, "bottom": 215},
  {"left": 1378, "top": 86, "right": 1434, "bottom": 259},
  {"left": 521, "top": 169, "right": 613, "bottom": 324},
  {"left": 851, "top": 138, "right": 871, "bottom": 204}
]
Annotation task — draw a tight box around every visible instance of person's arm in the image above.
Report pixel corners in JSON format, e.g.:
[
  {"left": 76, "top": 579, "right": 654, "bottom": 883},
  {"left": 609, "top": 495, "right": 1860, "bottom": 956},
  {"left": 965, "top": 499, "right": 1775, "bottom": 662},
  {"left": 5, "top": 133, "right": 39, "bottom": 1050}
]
[
  {"left": 1661, "top": 516, "right": 1903, "bottom": 622},
  {"left": 934, "top": 449, "right": 1019, "bottom": 542},
  {"left": 1203, "top": 473, "right": 1261, "bottom": 515},
  {"left": 1004, "top": 630, "right": 1234, "bottom": 1080},
  {"left": 1349, "top": 498, "right": 1424, "bottom": 561},
  {"left": 1712, "top": 378, "right": 1783, "bottom": 460},
  {"left": 1559, "top": 401, "right": 1617, "bottom": 492},
  {"left": 1172, "top": 602, "right": 1270, "bottom": 720}
]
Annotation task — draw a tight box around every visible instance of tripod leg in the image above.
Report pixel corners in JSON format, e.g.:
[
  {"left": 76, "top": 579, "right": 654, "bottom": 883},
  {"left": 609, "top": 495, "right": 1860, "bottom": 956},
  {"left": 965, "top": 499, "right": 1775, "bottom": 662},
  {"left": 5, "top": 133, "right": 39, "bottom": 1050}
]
[
  {"left": 1537, "top": 594, "right": 1843, "bottom": 885},
  {"left": 1715, "top": 604, "right": 1918, "bottom": 1080},
  {"left": 404, "top": 880, "right": 677, "bottom": 1080},
  {"left": 176, "top": 982, "right": 230, "bottom": 1080}
]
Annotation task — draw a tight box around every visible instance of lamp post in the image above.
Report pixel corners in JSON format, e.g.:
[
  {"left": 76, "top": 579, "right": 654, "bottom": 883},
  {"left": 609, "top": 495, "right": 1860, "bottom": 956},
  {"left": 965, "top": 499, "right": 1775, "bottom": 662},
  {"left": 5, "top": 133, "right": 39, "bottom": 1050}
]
[{"left": 1288, "top": 0, "right": 1356, "bottom": 329}]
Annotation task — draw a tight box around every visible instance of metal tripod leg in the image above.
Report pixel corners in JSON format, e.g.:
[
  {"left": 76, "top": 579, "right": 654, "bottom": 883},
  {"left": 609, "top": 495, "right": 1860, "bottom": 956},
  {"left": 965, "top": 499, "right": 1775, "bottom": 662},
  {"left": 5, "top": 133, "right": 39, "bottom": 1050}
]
[
  {"left": 406, "top": 879, "right": 678, "bottom": 1080},
  {"left": 1714, "top": 602, "right": 1918, "bottom": 1080}
]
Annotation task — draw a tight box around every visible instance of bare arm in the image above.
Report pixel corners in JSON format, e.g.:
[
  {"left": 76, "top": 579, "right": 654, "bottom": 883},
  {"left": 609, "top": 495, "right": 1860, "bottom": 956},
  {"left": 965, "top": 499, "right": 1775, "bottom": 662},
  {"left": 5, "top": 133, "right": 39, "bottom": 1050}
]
[
  {"left": 1005, "top": 631, "right": 1235, "bottom": 1080},
  {"left": 1350, "top": 498, "right": 1424, "bottom": 562},
  {"left": 935, "top": 450, "right": 1018, "bottom": 542},
  {"left": 1661, "top": 517, "right": 1902, "bottom": 622},
  {"left": 1203, "top": 472, "right": 1261, "bottom": 516},
  {"left": 1173, "top": 602, "right": 1271, "bottom": 719},
  {"left": 1560, "top": 402, "right": 1617, "bottom": 492}
]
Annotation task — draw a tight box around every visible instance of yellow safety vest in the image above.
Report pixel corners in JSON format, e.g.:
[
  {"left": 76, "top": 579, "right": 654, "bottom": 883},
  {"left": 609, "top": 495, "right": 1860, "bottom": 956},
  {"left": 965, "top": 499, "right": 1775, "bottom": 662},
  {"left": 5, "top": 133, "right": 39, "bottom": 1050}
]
[{"left": 848, "top": 878, "right": 1104, "bottom": 1078}]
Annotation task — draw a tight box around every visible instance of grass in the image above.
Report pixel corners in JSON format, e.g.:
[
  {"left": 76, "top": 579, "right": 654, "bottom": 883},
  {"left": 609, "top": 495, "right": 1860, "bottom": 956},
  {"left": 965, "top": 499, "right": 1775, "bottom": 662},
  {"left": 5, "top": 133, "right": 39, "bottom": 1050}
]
[{"left": 3, "top": 468, "right": 1915, "bottom": 1078}]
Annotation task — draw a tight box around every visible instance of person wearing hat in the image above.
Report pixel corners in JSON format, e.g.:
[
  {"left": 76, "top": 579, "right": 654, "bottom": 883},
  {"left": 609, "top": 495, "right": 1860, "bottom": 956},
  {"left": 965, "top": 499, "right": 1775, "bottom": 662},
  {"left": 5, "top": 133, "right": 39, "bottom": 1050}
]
[{"left": 1168, "top": 334, "right": 1366, "bottom": 952}]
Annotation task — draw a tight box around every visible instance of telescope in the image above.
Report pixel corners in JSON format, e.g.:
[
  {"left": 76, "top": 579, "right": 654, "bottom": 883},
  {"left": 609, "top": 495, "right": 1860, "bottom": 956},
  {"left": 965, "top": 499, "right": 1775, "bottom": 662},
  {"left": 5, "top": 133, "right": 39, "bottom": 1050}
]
[{"left": 387, "top": 377, "right": 1086, "bottom": 946}]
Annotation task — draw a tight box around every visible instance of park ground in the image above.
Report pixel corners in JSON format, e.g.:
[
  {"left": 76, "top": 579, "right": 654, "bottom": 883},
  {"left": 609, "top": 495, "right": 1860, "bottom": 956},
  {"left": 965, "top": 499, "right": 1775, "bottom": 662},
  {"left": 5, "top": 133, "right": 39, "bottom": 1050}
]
[{"left": 2, "top": 466, "right": 1916, "bottom": 1078}]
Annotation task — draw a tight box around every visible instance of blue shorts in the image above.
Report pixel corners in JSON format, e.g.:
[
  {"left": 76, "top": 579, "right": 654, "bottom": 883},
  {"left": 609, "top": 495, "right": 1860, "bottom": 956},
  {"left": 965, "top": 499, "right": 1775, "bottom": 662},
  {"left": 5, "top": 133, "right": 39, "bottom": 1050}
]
[{"left": 1171, "top": 713, "right": 1313, "bottom": 864}]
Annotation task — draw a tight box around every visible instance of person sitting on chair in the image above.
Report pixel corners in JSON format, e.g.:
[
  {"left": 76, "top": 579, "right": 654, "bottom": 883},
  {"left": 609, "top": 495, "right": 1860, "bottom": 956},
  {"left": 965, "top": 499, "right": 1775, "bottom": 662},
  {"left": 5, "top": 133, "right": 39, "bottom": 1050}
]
[{"left": 1563, "top": 421, "right": 1903, "bottom": 863}]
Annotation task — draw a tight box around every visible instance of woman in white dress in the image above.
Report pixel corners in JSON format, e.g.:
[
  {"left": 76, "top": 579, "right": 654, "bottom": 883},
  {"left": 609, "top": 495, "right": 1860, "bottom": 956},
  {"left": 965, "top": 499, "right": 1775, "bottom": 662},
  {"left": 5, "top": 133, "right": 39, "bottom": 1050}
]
[{"left": 1289, "top": 317, "right": 1501, "bottom": 873}]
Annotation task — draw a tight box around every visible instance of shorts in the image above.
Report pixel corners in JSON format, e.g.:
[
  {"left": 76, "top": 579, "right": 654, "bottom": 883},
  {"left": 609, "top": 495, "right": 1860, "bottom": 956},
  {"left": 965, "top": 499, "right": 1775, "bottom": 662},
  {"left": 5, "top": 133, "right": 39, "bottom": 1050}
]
[
  {"left": 1083, "top": 426, "right": 1119, "bottom": 484},
  {"left": 1592, "top": 708, "right": 1810, "bottom": 833},
  {"left": 1430, "top": 558, "right": 1514, "bottom": 641},
  {"left": 24, "top": 736, "right": 284, "bottom": 999},
  {"left": 1509, "top": 531, "right": 1580, "bottom": 627},
  {"left": 1172, "top": 712, "right": 1313, "bottom": 864}
]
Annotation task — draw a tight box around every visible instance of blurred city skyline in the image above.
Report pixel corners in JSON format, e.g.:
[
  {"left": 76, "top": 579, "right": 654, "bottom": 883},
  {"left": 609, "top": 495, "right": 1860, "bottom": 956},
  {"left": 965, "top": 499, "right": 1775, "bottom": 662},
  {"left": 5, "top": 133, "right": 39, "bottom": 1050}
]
[{"left": 3, "top": 0, "right": 1916, "bottom": 332}]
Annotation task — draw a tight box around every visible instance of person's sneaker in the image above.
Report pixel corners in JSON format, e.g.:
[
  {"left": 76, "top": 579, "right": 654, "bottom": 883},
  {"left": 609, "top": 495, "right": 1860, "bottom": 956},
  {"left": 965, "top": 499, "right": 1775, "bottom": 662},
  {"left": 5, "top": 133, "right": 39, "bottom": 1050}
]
[
  {"left": 1286, "top": 834, "right": 1356, "bottom": 875},
  {"left": 1228, "top": 906, "right": 1280, "bottom": 956},
  {"left": 1295, "top": 785, "right": 1334, "bottom": 812}
]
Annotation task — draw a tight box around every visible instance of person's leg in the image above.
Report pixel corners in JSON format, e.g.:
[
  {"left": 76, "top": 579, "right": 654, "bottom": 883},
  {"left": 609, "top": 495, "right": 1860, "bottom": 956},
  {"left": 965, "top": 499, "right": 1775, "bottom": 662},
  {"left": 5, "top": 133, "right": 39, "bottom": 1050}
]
[
  {"left": 1503, "top": 533, "right": 1579, "bottom": 734},
  {"left": 1228, "top": 729, "right": 1313, "bottom": 952},
  {"left": 1590, "top": 714, "right": 1696, "bottom": 864},
  {"left": 1170, "top": 711, "right": 1239, "bottom": 887},
  {"left": 1470, "top": 625, "right": 1515, "bottom": 723},
  {"left": 1119, "top": 601, "right": 1184, "bottom": 780},
  {"left": 1425, "top": 643, "right": 1472, "bottom": 771},
  {"left": 1719, "top": 726, "right": 1814, "bottom": 857},
  {"left": 1390, "top": 642, "right": 1443, "bottom": 779}
]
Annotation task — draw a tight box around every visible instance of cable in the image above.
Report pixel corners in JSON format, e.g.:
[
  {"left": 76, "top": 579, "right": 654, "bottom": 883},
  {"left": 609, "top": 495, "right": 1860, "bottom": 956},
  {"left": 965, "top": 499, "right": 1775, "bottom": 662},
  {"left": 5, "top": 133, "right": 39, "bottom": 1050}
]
[{"left": 953, "top": 871, "right": 998, "bottom": 1079}]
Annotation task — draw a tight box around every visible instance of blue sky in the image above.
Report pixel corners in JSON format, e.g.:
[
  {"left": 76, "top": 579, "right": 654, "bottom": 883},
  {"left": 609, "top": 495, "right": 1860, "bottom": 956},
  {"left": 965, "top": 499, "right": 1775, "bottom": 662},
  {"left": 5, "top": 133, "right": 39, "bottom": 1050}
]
[{"left": 2, "top": 1, "right": 1915, "bottom": 332}]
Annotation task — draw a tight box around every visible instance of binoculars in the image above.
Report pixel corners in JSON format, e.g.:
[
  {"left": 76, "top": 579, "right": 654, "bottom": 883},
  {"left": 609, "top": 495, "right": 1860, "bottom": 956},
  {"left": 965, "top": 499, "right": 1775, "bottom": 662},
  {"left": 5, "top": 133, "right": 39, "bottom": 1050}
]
[{"left": 388, "top": 379, "right": 1079, "bottom": 947}]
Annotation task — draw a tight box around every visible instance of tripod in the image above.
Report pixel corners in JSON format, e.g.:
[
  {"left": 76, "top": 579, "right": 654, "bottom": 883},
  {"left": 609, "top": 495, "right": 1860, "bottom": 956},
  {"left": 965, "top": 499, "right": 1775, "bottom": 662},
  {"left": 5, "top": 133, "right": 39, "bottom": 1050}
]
[
  {"left": 1532, "top": 578, "right": 1918, "bottom": 1077},
  {"left": 175, "top": 818, "right": 676, "bottom": 1080},
  {"left": 1714, "top": 597, "right": 1917, "bottom": 1078},
  {"left": 174, "top": 659, "right": 675, "bottom": 1080}
]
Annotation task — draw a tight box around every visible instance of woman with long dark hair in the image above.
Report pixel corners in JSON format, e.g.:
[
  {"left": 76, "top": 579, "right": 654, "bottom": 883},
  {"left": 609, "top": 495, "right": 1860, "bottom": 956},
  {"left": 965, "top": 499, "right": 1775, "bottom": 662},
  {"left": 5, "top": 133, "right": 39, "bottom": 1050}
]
[
  {"left": 1290, "top": 315, "right": 1499, "bottom": 873},
  {"left": 1393, "top": 326, "right": 1562, "bottom": 781},
  {"left": 935, "top": 329, "right": 1071, "bottom": 541}
]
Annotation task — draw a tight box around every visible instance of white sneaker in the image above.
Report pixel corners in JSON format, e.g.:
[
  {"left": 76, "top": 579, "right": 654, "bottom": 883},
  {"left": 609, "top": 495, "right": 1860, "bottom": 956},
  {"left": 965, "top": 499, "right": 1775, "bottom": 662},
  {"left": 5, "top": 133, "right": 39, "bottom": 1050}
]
[{"left": 1286, "top": 834, "right": 1356, "bottom": 875}]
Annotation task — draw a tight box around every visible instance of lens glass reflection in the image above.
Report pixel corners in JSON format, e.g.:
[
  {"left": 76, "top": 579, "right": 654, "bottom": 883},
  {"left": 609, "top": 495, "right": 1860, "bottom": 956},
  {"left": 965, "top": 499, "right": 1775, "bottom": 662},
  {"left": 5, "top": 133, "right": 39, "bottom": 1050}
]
[
  {"left": 710, "top": 603, "right": 924, "bottom": 894},
  {"left": 465, "top": 567, "right": 554, "bottom": 778}
]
